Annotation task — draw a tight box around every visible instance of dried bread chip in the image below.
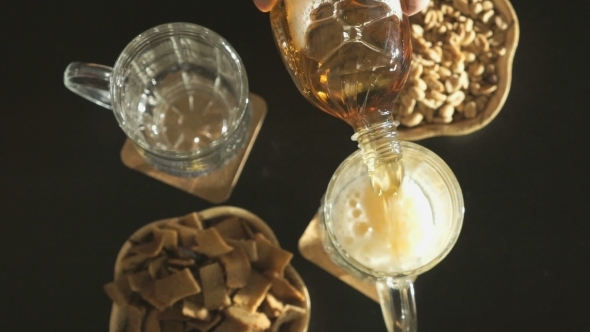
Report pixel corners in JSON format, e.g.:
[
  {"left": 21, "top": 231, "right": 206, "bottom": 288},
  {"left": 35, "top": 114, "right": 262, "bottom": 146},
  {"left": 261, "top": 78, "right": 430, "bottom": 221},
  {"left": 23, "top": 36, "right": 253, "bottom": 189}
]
[
  {"left": 141, "top": 285, "right": 169, "bottom": 312},
  {"left": 262, "top": 293, "right": 285, "bottom": 318},
  {"left": 192, "top": 228, "right": 233, "bottom": 258},
  {"left": 270, "top": 305, "right": 307, "bottom": 332},
  {"left": 223, "top": 305, "right": 271, "bottom": 330},
  {"left": 212, "top": 217, "right": 248, "bottom": 240},
  {"left": 182, "top": 299, "right": 209, "bottom": 321},
  {"left": 162, "top": 221, "right": 200, "bottom": 247},
  {"left": 219, "top": 247, "right": 251, "bottom": 289},
  {"left": 168, "top": 258, "right": 196, "bottom": 267},
  {"left": 154, "top": 268, "right": 201, "bottom": 308},
  {"left": 130, "top": 230, "right": 165, "bottom": 257},
  {"left": 200, "top": 263, "right": 231, "bottom": 310},
  {"left": 144, "top": 309, "right": 161, "bottom": 332},
  {"left": 270, "top": 277, "right": 306, "bottom": 303},
  {"left": 226, "top": 239, "right": 258, "bottom": 262},
  {"left": 104, "top": 281, "right": 129, "bottom": 307},
  {"left": 155, "top": 228, "right": 178, "bottom": 251},
  {"left": 148, "top": 255, "right": 167, "bottom": 279},
  {"left": 122, "top": 253, "right": 150, "bottom": 273},
  {"left": 128, "top": 269, "right": 152, "bottom": 293},
  {"left": 129, "top": 225, "right": 160, "bottom": 244},
  {"left": 125, "top": 304, "right": 146, "bottom": 332},
  {"left": 179, "top": 212, "right": 204, "bottom": 230},
  {"left": 212, "top": 319, "right": 251, "bottom": 332},
  {"left": 158, "top": 303, "right": 190, "bottom": 321},
  {"left": 252, "top": 233, "right": 293, "bottom": 277},
  {"left": 125, "top": 269, "right": 168, "bottom": 311},
  {"left": 232, "top": 271, "right": 272, "bottom": 313}
]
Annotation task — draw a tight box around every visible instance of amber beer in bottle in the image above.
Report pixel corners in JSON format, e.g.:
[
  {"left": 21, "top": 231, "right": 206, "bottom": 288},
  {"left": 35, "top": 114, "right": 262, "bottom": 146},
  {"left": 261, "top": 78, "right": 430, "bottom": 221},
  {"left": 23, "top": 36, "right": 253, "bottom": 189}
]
[{"left": 270, "top": 0, "right": 412, "bottom": 130}]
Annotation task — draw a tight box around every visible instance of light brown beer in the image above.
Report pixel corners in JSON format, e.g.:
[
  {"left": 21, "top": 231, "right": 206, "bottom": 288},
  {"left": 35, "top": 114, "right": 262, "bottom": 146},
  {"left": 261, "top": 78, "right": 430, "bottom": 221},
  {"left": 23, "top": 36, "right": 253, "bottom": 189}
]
[{"left": 271, "top": 0, "right": 412, "bottom": 130}]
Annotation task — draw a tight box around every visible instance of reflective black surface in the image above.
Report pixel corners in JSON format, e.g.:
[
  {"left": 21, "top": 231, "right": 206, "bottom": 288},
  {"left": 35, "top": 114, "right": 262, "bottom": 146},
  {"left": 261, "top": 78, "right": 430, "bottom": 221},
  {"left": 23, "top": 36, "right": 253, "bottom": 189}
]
[{"left": 2, "top": 1, "right": 589, "bottom": 331}]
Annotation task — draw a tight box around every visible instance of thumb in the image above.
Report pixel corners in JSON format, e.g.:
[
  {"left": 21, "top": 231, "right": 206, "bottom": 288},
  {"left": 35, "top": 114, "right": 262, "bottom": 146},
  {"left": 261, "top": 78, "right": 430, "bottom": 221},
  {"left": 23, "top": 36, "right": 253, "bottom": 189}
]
[
  {"left": 404, "top": 0, "right": 430, "bottom": 16},
  {"left": 254, "top": 0, "right": 278, "bottom": 12}
]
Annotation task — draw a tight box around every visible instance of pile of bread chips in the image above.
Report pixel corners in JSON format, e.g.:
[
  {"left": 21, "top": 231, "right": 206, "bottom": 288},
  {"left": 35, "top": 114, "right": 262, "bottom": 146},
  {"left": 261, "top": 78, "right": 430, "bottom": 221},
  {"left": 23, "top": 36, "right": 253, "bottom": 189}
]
[{"left": 104, "top": 212, "right": 307, "bottom": 332}]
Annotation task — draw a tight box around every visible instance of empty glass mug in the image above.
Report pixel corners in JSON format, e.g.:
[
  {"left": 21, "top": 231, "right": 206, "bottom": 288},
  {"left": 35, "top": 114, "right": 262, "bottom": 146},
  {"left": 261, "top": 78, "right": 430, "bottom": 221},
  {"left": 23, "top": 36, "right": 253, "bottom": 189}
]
[
  {"left": 319, "top": 141, "right": 464, "bottom": 332},
  {"left": 64, "top": 22, "right": 252, "bottom": 177}
]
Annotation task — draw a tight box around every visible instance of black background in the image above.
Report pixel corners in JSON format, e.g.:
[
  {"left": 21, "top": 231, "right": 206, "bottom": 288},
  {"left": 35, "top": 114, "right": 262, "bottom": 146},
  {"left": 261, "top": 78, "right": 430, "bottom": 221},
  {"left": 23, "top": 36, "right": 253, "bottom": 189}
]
[{"left": 2, "top": 1, "right": 589, "bottom": 331}]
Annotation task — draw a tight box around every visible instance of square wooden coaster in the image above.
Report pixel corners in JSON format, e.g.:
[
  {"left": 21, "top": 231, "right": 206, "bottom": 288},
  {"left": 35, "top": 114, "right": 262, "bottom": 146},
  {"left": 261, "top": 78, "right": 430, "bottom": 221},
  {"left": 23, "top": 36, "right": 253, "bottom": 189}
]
[
  {"left": 120, "top": 93, "right": 267, "bottom": 204},
  {"left": 298, "top": 213, "right": 379, "bottom": 302}
]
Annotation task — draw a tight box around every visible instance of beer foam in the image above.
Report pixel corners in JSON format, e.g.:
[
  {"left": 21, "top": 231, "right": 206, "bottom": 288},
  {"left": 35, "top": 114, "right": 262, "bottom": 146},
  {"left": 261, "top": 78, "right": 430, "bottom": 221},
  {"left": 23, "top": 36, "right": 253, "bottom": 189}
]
[{"left": 331, "top": 175, "right": 441, "bottom": 273}]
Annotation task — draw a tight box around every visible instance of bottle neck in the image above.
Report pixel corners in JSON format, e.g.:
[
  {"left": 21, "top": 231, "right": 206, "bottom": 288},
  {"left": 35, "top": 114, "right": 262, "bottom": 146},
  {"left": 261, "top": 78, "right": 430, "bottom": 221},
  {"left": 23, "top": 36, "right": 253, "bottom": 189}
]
[
  {"left": 352, "top": 120, "right": 404, "bottom": 196},
  {"left": 352, "top": 120, "right": 403, "bottom": 172}
]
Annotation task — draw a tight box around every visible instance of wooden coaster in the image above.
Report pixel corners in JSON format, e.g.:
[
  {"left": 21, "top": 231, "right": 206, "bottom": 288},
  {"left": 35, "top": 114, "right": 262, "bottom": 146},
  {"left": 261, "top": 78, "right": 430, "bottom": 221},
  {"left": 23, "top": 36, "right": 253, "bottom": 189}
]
[
  {"left": 298, "top": 213, "right": 379, "bottom": 303},
  {"left": 120, "top": 93, "right": 267, "bottom": 204}
]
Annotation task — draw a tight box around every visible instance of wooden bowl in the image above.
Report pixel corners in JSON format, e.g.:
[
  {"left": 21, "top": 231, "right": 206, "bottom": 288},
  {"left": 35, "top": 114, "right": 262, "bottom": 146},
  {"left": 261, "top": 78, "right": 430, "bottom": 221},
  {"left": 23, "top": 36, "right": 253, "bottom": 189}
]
[
  {"left": 398, "top": 0, "right": 520, "bottom": 140},
  {"left": 109, "top": 206, "right": 311, "bottom": 332}
]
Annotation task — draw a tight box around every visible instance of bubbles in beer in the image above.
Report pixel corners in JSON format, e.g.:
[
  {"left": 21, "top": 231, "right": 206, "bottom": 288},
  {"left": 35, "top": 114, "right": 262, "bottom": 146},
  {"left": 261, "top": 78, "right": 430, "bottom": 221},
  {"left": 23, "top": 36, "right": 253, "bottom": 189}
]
[{"left": 331, "top": 175, "right": 440, "bottom": 273}]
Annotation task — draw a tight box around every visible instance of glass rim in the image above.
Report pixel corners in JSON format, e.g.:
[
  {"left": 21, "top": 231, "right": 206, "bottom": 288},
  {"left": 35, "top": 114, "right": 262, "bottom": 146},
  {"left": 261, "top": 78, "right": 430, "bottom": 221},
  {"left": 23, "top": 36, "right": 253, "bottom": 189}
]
[
  {"left": 322, "top": 141, "right": 465, "bottom": 279},
  {"left": 111, "top": 22, "right": 250, "bottom": 159}
]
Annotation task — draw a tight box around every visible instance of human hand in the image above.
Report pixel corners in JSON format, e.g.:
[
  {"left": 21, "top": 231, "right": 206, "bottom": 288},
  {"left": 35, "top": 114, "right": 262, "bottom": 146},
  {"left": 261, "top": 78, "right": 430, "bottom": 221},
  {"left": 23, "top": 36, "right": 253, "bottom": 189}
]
[{"left": 253, "top": 0, "right": 430, "bottom": 16}]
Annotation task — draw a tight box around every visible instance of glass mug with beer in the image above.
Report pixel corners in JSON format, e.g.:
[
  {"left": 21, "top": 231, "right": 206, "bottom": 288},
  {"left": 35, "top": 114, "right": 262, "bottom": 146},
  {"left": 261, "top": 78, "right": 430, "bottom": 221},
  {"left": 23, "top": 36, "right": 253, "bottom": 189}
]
[
  {"left": 269, "top": 1, "right": 465, "bottom": 331},
  {"left": 64, "top": 23, "right": 252, "bottom": 177},
  {"left": 319, "top": 141, "right": 464, "bottom": 332}
]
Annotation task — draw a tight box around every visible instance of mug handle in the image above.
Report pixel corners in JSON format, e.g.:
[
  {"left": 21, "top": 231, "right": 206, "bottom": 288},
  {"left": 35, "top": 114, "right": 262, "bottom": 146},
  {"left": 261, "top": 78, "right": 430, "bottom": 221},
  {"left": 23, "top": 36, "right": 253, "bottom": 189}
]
[
  {"left": 64, "top": 62, "right": 113, "bottom": 110},
  {"left": 376, "top": 277, "right": 418, "bottom": 332}
]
